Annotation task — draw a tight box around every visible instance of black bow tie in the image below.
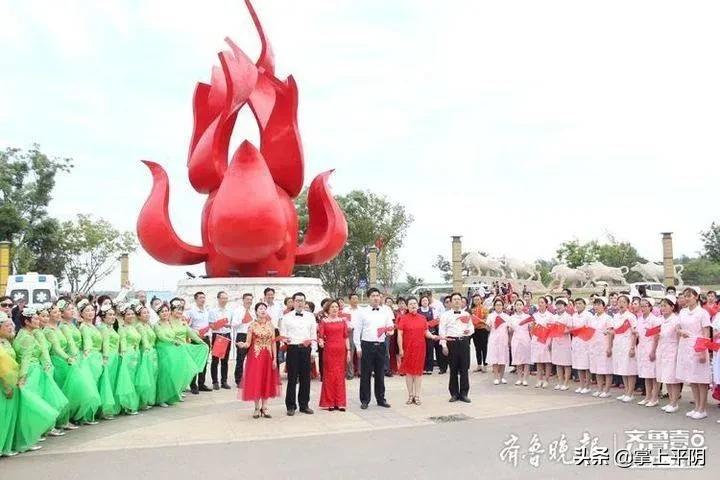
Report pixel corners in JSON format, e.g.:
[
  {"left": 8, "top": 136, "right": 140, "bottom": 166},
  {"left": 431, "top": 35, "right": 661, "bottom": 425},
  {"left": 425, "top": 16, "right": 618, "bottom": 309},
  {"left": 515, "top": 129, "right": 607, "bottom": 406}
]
[
  {"left": 295, "top": 312, "right": 303, "bottom": 316},
  {"left": 372, "top": 307, "right": 379, "bottom": 311},
  {"left": 453, "top": 310, "right": 461, "bottom": 314}
]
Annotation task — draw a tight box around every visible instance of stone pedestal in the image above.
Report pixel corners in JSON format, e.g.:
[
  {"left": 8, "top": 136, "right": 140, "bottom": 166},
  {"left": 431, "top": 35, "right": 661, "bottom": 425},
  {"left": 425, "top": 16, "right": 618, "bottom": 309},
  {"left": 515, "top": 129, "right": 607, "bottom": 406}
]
[{"left": 175, "top": 277, "right": 330, "bottom": 310}]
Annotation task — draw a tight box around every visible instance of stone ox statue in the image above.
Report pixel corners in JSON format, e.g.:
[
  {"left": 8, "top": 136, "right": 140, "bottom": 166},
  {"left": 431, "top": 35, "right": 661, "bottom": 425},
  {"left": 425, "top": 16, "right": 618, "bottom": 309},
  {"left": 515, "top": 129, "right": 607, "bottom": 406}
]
[
  {"left": 580, "top": 261, "right": 628, "bottom": 286},
  {"left": 462, "top": 252, "right": 505, "bottom": 277},
  {"left": 549, "top": 264, "right": 588, "bottom": 288},
  {"left": 630, "top": 261, "right": 684, "bottom": 285},
  {"left": 501, "top": 257, "right": 540, "bottom": 280}
]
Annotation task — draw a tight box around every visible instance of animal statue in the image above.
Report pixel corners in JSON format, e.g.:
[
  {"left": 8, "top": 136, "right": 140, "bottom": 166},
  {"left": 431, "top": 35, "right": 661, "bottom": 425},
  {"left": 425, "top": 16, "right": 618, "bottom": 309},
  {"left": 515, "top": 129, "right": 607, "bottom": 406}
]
[
  {"left": 630, "top": 262, "right": 685, "bottom": 285},
  {"left": 462, "top": 252, "right": 505, "bottom": 277},
  {"left": 501, "top": 257, "right": 540, "bottom": 281},
  {"left": 549, "top": 264, "right": 588, "bottom": 288},
  {"left": 580, "top": 261, "right": 629, "bottom": 286}
]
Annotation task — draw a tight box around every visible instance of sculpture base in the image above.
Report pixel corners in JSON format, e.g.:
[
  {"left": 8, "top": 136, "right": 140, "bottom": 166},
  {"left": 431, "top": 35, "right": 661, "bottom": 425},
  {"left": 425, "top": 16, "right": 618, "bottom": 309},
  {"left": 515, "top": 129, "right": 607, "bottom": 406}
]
[{"left": 175, "top": 277, "right": 330, "bottom": 309}]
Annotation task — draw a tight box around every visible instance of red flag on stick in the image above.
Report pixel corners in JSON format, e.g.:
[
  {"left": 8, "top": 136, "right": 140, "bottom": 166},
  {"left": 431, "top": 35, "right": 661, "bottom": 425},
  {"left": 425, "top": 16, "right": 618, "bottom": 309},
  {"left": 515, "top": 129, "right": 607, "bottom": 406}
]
[
  {"left": 570, "top": 326, "right": 595, "bottom": 341},
  {"left": 614, "top": 320, "right": 631, "bottom": 335},
  {"left": 644, "top": 325, "right": 661, "bottom": 337}
]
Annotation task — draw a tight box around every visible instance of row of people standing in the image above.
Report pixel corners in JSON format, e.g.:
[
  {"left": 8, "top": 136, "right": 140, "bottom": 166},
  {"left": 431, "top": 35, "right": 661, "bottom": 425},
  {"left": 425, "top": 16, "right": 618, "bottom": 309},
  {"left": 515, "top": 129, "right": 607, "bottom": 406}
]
[{"left": 0, "top": 297, "right": 209, "bottom": 457}]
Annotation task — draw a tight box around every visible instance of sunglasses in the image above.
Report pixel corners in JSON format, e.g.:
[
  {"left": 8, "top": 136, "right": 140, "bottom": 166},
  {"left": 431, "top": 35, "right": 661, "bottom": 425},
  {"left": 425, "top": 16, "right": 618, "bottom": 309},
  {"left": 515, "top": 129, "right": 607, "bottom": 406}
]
[{"left": 0, "top": 303, "right": 13, "bottom": 307}]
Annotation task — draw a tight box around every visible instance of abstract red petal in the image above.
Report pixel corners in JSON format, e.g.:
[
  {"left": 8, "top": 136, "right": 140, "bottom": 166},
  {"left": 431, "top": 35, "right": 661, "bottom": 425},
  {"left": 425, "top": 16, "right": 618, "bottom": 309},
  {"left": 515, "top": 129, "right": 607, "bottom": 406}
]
[
  {"left": 296, "top": 170, "right": 348, "bottom": 265},
  {"left": 244, "top": 0, "right": 275, "bottom": 75},
  {"left": 207, "top": 141, "right": 287, "bottom": 262},
  {"left": 260, "top": 75, "right": 304, "bottom": 198},
  {"left": 248, "top": 73, "right": 277, "bottom": 130},
  {"left": 187, "top": 116, "right": 224, "bottom": 194},
  {"left": 189, "top": 82, "right": 212, "bottom": 153},
  {"left": 137, "top": 160, "right": 207, "bottom": 265}
]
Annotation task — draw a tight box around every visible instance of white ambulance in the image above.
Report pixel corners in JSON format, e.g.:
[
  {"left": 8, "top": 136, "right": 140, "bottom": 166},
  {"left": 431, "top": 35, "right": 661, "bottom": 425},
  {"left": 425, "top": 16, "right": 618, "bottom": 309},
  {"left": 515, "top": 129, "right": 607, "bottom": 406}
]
[{"left": 5, "top": 273, "right": 59, "bottom": 304}]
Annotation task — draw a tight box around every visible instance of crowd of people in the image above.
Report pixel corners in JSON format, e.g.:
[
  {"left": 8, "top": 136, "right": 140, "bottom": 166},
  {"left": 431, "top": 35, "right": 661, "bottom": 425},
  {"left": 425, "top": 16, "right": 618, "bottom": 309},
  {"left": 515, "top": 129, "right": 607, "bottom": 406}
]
[{"left": 1, "top": 282, "right": 719, "bottom": 457}]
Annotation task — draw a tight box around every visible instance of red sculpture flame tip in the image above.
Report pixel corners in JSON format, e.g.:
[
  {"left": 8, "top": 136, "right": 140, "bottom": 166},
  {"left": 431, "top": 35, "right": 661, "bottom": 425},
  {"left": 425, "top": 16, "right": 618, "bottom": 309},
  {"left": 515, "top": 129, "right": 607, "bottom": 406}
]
[{"left": 137, "top": 0, "right": 346, "bottom": 277}]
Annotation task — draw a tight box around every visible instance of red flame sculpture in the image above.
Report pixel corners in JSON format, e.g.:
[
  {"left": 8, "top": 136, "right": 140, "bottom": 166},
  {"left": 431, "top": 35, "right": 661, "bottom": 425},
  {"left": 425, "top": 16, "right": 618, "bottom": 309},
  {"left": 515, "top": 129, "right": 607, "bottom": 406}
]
[{"left": 137, "top": 0, "right": 348, "bottom": 277}]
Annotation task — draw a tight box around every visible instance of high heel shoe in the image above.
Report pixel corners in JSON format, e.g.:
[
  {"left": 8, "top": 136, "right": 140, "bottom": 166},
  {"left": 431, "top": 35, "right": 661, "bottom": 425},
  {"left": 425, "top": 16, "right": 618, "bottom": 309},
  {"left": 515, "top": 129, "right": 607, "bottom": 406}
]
[
  {"left": 406, "top": 396, "right": 414, "bottom": 405},
  {"left": 253, "top": 409, "right": 261, "bottom": 419},
  {"left": 260, "top": 409, "right": 272, "bottom": 419},
  {"left": 414, "top": 397, "right": 422, "bottom": 406}
]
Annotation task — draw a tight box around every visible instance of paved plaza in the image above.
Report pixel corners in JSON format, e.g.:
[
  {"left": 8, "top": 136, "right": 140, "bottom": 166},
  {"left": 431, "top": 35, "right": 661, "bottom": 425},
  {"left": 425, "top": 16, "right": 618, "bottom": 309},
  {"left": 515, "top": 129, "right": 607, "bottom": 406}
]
[{"left": 2, "top": 362, "right": 718, "bottom": 479}]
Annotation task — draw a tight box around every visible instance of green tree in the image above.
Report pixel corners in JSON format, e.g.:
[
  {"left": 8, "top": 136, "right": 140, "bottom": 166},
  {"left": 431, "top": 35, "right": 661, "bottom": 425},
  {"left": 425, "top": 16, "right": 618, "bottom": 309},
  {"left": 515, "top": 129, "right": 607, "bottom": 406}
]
[
  {"left": 432, "top": 255, "right": 452, "bottom": 282},
  {"left": 0, "top": 145, "right": 73, "bottom": 277},
  {"left": 377, "top": 249, "right": 401, "bottom": 293},
  {"left": 405, "top": 274, "right": 424, "bottom": 292},
  {"left": 294, "top": 190, "right": 413, "bottom": 297},
  {"left": 676, "top": 256, "right": 720, "bottom": 285},
  {"left": 556, "top": 236, "right": 644, "bottom": 269},
  {"left": 555, "top": 239, "right": 599, "bottom": 268},
  {"left": 61, "top": 214, "right": 137, "bottom": 293},
  {"left": 701, "top": 222, "right": 720, "bottom": 262}
]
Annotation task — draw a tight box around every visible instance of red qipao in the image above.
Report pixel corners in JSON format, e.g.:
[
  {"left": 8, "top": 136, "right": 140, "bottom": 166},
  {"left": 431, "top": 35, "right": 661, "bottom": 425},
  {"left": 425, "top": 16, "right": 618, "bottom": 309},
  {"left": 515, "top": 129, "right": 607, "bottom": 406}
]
[
  {"left": 318, "top": 317, "right": 348, "bottom": 409},
  {"left": 240, "top": 321, "right": 280, "bottom": 401},
  {"left": 397, "top": 312, "right": 429, "bottom": 376}
]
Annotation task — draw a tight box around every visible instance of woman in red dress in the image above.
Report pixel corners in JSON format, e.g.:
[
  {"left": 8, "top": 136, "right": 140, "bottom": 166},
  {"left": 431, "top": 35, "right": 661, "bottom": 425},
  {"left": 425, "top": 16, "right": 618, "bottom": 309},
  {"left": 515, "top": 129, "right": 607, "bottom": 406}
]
[
  {"left": 397, "top": 297, "right": 440, "bottom": 405},
  {"left": 318, "top": 300, "right": 350, "bottom": 411},
  {"left": 237, "top": 303, "right": 279, "bottom": 419}
]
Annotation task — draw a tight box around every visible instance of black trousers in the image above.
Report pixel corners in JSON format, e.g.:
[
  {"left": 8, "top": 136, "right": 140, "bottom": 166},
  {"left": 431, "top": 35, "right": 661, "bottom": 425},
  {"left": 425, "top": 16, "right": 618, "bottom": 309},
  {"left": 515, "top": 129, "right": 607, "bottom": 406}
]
[
  {"left": 434, "top": 341, "right": 448, "bottom": 372},
  {"left": 447, "top": 337, "right": 470, "bottom": 398},
  {"left": 210, "top": 332, "right": 231, "bottom": 384},
  {"left": 190, "top": 336, "right": 211, "bottom": 389},
  {"left": 285, "top": 345, "right": 311, "bottom": 410},
  {"left": 472, "top": 329, "right": 489, "bottom": 366},
  {"left": 359, "top": 341, "right": 387, "bottom": 405},
  {"left": 234, "top": 332, "right": 247, "bottom": 384}
]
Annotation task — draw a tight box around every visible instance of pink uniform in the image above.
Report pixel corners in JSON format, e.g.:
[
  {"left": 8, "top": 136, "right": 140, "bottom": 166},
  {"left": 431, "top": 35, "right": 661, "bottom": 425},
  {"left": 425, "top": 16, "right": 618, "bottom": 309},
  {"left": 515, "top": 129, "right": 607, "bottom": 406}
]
[
  {"left": 636, "top": 313, "right": 660, "bottom": 379},
  {"left": 612, "top": 310, "right": 638, "bottom": 376},
  {"left": 589, "top": 313, "right": 613, "bottom": 374},
  {"left": 551, "top": 312, "right": 572, "bottom": 367},
  {"left": 655, "top": 314, "right": 680, "bottom": 384},
  {"left": 570, "top": 310, "right": 592, "bottom": 370},
  {"left": 509, "top": 313, "right": 531, "bottom": 365},
  {"left": 486, "top": 312, "right": 510, "bottom": 366},
  {"left": 530, "top": 310, "right": 553, "bottom": 364},
  {"left": 675, "top": 306, "right": 712, "bottom": 384}
]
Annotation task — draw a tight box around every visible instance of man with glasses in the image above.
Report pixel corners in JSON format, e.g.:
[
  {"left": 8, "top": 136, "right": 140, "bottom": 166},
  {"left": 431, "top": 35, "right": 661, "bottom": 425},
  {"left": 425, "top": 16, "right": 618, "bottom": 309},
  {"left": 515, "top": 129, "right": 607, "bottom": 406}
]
[
  {"left": 280, "top": 292, "right": 316, "bottom": 416},
  {"left": 0, "top": 296, "right": 13, "bottom": 330}
]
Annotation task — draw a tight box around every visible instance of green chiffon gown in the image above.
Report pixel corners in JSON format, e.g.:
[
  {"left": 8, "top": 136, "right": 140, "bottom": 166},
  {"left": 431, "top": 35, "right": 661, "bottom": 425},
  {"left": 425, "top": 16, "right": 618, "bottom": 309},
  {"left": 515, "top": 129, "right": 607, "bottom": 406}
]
[
  {"left": 10, "top": 332, "right": 59, "bottom": 452},
  {"left": 82, "top": 323, "right": 115, "bottom": 417},
  {"left": 154, "top": 321, "right": 195, "bottom": 405},
  {"left": 117, "top": 324, "right": 141, "bottom": 413},
  {"left": 33, "top": 328, "right": 70, "bottom": 428},
  {"left": 171, "top": 319, "right": 209, "bottom": 375},
  {"left": 44, "top": 325, "right": 101, "bottom": 423},
  {"left": 134, "top": 322, "right": 157, "bottom": 408},
  {"left": 0, "top": 338, "right": 19, "bottom": 455},
  {"left": 98, "top": 324, "right": 138, "bottom": 415}
]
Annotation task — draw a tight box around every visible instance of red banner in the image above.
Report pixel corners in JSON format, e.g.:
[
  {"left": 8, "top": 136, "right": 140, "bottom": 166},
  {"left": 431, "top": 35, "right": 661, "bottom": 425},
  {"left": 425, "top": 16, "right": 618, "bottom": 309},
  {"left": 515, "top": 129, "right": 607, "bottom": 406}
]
[
  {"left": 694, "top": 337, "right": 720, "bottom": 352},
  {"left": 614, "top": 319, "right": 631, "bottom": 335},
  {"left": 644, "top": 325, "right": 661, "bottom": 337},
  {"left": 570, "top": 326, "right": 595, "bottom": 341}
]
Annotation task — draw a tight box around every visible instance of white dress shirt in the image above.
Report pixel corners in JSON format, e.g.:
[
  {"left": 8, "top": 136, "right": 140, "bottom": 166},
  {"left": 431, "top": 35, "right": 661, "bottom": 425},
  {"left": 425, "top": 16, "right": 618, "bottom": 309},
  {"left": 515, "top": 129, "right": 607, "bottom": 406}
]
[
  {"left": 186, "top": 304, "right": 210, "bottom": 337},
  {"left": 265, "top": 301, "right": 284, "bottom": 329},
  {"left": 209, "top": 306, "right": 232, "bottom": 334},
  {"left": 280, "top": 310, "right": 317, "bottom": 345},
  {"left": 430, "top": 299, "right": 445, "bottom": 319},
  {"left": 231, "top": 304, "right": 256, "bottom": 335},
  {"left": 353, "top": 305, "right": 395, "bottom": 352},
  {"left": 439, "top": 309, "right": 474, "bottom": 347},
  {"left": 343, "top": 305, "right": 362, "bottom": 331}
]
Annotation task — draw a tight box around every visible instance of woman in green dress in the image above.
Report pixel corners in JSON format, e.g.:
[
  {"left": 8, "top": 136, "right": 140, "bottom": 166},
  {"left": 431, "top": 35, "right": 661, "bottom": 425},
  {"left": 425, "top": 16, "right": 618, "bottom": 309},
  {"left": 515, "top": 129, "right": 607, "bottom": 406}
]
[
  {"left": 44, "top": 303, "right": 100, "bottom": 426},
  {"left": 11, "top": 308, "right": 60, "bottom": 452},
  {"left": 34, "top": 304, "right": 70, "bottom": 436},
  {"left": 79, "top": 300, "right": 111, "bottom": 422},
  {"left": 0, "top": 311, "right": 21, "bottom": 456},
  {"left": 169, "top": 298, "right": 209, "bottom": 379},
  {"left": 115, "top": 304, "right": 140, "bottom": 414},
  {"left": 134, "top": 304, "right": 158, "bottom": 409},
  {"left": 154, "top": 303, "right": 195, "bottom": 406}
]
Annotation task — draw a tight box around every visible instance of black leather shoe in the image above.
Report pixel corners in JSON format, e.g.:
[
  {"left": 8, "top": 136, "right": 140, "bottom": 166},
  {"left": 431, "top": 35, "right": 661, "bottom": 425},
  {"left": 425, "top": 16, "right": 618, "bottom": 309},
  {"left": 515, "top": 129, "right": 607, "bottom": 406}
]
[
  {"left": 212, "top": 383, "right": 220, "bottom": 390},
  {"left": 385, "top": 372, "right": 393, "bottom": 378},
  {"left": 360, "top": 403, "right": 368, "bottom": 410},
  {"left": 221, "top": 383, "right": 231, "bottom": 390},
  {"left": 377, "top": 401, "right": 391, "bottom": 408},
  {"left": 448, "top": 396, "right": 458, "bottom": 402},
  {"left": 191, "top": 387, "right": 199, "bottom": 395},
  {"left": 286, "top": 409, "right": 296, "bottom": 416},
  {"left": 299, "top": 407, "right": 314, "bottom": 415},
  {"left": 439, "top": 370, "right": 447, "bottom": 374},
  {"left": 199, "top": 385, "right": 212, "bottom": 392},
  {"left": 459, "top": 397, "right": 471, "bottom": 403}
]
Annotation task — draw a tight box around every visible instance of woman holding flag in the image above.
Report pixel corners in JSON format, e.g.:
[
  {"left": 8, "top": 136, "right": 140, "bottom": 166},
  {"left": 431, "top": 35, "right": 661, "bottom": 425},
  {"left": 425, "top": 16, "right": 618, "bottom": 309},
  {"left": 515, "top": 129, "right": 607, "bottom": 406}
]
[
  {"left": 531, "top": 297, "right": 553, "bottom": 388},
  {"left": 651, "top": 295, "right": 681, "bottom": 412},
  {"left": 509, "top": 299, "right": 532, "bottom": 386},
  {"left": 636, "top": 298, "right": 660, "bottom": 406},
  {"left": 570, "top": 298, "right": 593, "bottom": 394},
  {"left": 610, "top": 295, "right": 638, "bottom": 403},
  {"left": 486, "top": 298, "right": 511, "bottom": 385},
  {"left": 588, "top": 298, "right": 614, "bottom": 398},
  {"left": 551, "top": 298, "right": 573, "bottom": 391},
  {"left": 675, "top": 287, "right": 712, "bottom": 420}
]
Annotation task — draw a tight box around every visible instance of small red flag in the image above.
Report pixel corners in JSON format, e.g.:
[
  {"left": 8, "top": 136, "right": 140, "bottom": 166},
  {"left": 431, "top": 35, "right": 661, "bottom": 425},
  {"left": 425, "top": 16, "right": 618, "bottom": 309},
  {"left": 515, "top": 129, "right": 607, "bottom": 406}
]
[
  {"left": 570, "top": 326, "right": 595, "bottom": 341},
  {"left": 211, "top": 335, "right": 231, "bottom": 358},
  {"left": 614, "top": 319, "right": 631, "bottom": 335},
  {"left": 427, "top": 319, "right": 439, "bottom": 328},
  {"left": 198, "top": 326, "right": 210, "bottom": 337},
  {"left": 694, "top": 337, "right": 720, "bottom": 352},
  {"left": 644, "top": 325, "right": 661, "bottom": 337},
  {"left": 547, "top": 323, "right": 566, "bottom": 339},
  {"left": 494, "top": 316, "right": 505, "bottom": 329},
  {"left": 532, "top": 324, "right": 549, "bottom": 344},
  {"left": 519, "top": 316, "right": 533, "bottom": 326}
]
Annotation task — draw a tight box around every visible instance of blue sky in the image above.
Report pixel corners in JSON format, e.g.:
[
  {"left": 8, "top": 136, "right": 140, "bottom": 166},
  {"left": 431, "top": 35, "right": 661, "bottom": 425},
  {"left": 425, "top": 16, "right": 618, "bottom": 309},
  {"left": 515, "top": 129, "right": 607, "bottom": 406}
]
[{"left": 2, "top": 0, "right": 719, "bottom": 291}]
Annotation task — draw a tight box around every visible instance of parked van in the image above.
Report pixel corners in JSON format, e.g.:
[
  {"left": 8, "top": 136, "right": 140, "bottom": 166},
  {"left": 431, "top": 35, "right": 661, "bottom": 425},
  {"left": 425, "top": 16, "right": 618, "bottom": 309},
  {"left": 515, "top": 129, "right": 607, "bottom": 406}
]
[{"left": 5, "top": 273, "right": 59, "bottom": 304}]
